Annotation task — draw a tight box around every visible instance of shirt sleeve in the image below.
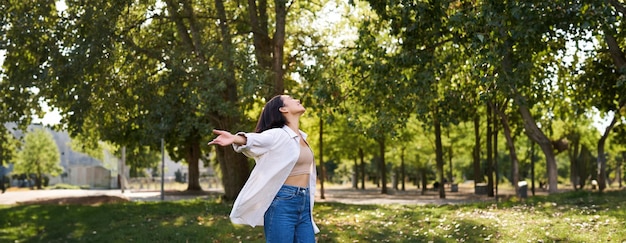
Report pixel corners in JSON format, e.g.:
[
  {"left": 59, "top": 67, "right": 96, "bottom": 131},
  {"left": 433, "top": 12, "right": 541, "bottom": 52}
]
[{"left": 232, "top": 129, "right": 283, "bottom": 158}]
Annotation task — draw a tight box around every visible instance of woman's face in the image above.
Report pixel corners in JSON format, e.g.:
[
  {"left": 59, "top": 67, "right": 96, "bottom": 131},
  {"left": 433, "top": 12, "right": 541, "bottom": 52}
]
[{"left": 279, "top": 95, "right": 305, "bottom": 115}]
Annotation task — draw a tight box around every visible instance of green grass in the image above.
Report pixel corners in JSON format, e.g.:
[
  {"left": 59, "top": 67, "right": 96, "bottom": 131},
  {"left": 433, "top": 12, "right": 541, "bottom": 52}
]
[{"left": 1, "top": 190, "right": 625, "bottom": 242}]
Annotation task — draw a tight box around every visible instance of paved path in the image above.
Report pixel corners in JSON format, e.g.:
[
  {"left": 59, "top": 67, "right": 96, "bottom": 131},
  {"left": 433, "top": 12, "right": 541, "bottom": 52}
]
[
  {"left": 0, "top": 183, "right": 543, "bottom": 205},
  {"left": 0, "top": 188, "right": 226, "bottom": 205},
  {"left": 315, "top": 183, "right": 541, "bottom": 205}
]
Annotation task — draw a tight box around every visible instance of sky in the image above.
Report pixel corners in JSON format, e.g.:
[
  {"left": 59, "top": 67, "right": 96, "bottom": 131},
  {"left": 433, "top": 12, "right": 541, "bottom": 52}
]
[{"left": 33, "top": 104, "right": 62, "bottom": 125}]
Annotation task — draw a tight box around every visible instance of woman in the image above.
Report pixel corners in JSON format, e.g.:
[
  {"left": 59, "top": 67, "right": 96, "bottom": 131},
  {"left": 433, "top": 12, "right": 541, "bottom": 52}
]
[{"left": 208, "top": 95, "right": 319, "bottom": 242}]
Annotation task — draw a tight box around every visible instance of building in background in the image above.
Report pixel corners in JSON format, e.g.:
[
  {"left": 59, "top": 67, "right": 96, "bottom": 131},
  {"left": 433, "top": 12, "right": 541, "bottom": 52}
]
[{"left": 3, "top": 123, "right": 218, "bottom": 190}]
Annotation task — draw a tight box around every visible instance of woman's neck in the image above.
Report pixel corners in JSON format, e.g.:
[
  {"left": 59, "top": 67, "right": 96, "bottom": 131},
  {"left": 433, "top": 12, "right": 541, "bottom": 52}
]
[{"left": 286, "top": 117, "right": 300, "bottom": 133}]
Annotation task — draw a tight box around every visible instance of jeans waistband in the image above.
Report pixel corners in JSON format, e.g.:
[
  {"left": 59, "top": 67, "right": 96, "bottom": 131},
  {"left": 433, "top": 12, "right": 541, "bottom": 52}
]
[{"left": 281, "top": 184, "right": 309, "bottom": 194}]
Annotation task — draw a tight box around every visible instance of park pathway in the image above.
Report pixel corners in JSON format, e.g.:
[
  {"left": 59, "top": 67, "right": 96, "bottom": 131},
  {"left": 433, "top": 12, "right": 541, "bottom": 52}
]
[{"left": 0, "top": 182, "right": 546, "bottom": 205}]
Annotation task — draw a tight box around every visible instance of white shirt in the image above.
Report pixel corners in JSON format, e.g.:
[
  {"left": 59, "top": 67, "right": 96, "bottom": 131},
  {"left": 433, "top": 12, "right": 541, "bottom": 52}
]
[{"left": 230, "top": 125, "right": 319, "bottom": 233}]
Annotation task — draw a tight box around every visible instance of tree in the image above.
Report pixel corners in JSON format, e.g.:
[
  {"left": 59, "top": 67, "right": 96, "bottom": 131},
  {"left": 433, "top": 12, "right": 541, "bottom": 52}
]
[
  {"left": 549, "top": 118, "right": 598, "bottom": 190},
  {"left": 0, "top": 1, "right": 46, "bottom": 159},
  {"left": 246, "top": 0, "right": 285, "bottom": 99},
  {"left": 574, "top": 0, "right": 626, "bottom": 192},
  {"left": 0, "top": 127, "right": 19, "bottom": 167},
  {"left": 2, "top": 0, "right": 343, "bottom": 200},
  {"left": 14, "top": 128, "right": 62, "bottom": 189},
  {"left": 122, "top": 145, "right": 161, "bottom": 178},
  {"left": 349, "top": 17, "right": 416, "bottom": 194},
  {"left": 611, "top": 124, "right": 626, "bottom": 187},
  {"left": 0, "top": 128, "right": 19, "bottom": 192},
  {"left": 459, "top": 1, "right": 584, "bottom": 194},
  {"left": 0, "top": 0, "right": 255, "bottom": 199},
  {"left": 359, "top": 0, "right": 492, "bottom": 198}
]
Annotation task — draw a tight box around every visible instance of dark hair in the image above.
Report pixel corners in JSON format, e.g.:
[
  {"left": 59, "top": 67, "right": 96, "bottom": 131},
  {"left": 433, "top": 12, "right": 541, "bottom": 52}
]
[{"left": 255, "top": 95, "right": 287, "bottom": 133}]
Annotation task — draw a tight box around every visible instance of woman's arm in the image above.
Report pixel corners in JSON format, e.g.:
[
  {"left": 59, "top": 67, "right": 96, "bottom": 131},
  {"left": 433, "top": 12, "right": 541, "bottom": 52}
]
[
  {"left": 209, "top": 128, "right": 286, "bottom": 157},
  {"left": 207, "top": 129, "right": 247, "bottom": 146}
]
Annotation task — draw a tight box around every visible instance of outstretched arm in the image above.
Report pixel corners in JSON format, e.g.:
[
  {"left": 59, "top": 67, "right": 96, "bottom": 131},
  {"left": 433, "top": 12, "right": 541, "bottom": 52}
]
[{"left": 207, "top": 129, "right": 247, "bottom": 146}]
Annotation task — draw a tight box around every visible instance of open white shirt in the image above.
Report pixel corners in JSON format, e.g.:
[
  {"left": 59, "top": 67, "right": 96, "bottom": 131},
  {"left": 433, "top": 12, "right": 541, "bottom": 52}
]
[{"left": 230, "top": 125, "right": 319, "bottom": 233}]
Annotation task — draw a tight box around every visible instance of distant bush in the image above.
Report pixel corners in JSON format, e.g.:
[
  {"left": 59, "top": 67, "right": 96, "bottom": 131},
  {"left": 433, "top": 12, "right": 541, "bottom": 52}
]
[{"left": 46, "top": 184, "right": 82, "bottom": 190}]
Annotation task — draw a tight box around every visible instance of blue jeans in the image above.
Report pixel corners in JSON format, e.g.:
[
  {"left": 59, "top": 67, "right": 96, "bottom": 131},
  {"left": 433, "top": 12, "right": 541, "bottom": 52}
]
[{"left": 264, "top": 185, "right": 315, "bottom": 243}]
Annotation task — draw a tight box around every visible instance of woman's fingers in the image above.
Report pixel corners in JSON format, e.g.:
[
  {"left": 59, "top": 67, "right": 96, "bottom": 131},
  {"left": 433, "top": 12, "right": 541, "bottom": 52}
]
[{"left": 208, "top": 130, "right": 231, "bottom": 146}]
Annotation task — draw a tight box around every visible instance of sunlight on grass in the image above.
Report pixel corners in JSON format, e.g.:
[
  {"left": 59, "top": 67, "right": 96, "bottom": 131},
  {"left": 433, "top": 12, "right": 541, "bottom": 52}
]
[
  {"left": 169, "top": 216, "right": 188, "bottom": 227},
  {"left": 68, "top": 221, "right": 88, "bottom": 239}
]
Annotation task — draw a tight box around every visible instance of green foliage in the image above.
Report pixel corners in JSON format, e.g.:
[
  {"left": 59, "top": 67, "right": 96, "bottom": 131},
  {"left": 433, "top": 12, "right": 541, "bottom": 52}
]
[
  {"left": 46, "top": 183, "right": 82, "bottom": 190},
  {"left": 0, "top": 128, "right": 19, "bottom": 166},
  {"left": 1, "top": 0, "right": 262, "bottom": 193},
  {"left": 573, "top": 41, "right": 626, "bottom": 113},
  {"left": 2, "top": 0, "right": 625, "bottom": 201},
  {"left": 122, "top": 145, "right": 161, "bottom": 178},
  {"left": 1, "top": 189, "right": 625, "bottom": 242},
  {"left": 0, "top": 1, "right": 53, "bottom": 127},
  {"left": 613, "top": 124, "right": 626, "bottom": 146},
  {"left": 13, "top": 128, "right": 62, "bottom": 178},
  {"left": 69, "top": 133, "right": 104, "bottom": 161}
]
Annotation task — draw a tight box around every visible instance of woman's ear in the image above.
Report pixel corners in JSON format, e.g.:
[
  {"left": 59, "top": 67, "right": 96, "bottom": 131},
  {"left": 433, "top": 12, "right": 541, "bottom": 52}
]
[{"left": 279, "top": 106, "right": 287, "bottom": 113}]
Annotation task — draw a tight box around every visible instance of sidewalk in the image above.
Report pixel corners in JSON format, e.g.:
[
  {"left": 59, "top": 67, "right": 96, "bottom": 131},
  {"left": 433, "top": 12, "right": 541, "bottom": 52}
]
[
  {"left": 317, "top": 183, "right": 521, "bottom": 205},
  {"left": 0, "top": 188, "right": 222, "bottom": 205}
]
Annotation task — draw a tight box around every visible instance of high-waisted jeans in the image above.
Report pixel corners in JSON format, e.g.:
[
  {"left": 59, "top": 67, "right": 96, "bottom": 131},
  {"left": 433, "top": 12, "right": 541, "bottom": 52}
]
[{"left": 264, "top": 184, "right": 315, "bottom": 243}]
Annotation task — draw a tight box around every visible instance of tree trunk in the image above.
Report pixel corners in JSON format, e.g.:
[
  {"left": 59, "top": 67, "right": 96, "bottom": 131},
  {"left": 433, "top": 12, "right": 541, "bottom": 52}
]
[
  {"left": 400, "top": 148, "right": 406, "bottom": 191},
  {"left": 272, "top": 0, "right": 287, "bottom": 95},
  {"left": 247, "top": 0, "right": 288, "bottom": 98},
  {"left": 486, "top": 104, "right": 494, "bottom": 197},
  {"left": 493, "top": 106, "right": 499, "bottom": 197},
  {"left": 492, "top": 102, "right": 520, "bottom": 196},
  {"left": 530, "top": 141, "right": 536, "bottom": 196},
  {"left": 185, "top": 139, "right": 202, "bottom": 191},
  {"left": 448, "top": 142, "right": 453, "bottom": 184},
  {"left": 618, "top": 152, "right": 624, "bottom": 188},
  {"left": 359, "top": 148, "right": 365, "bottom": 190},
  {"left": 319, "top": 117, "right": 325, "bottom": 199},
  {"left": 434, "top": 114, "right": 446, "bottom": 199},
  {"left": 599, "top": 32, "right": 626, "bottom": 192},
  {"left": 352, "top": 157, "right": 358, "bottom": 189},
  {"left": 215, "top": 0, "right": 238, "bottom": 101},
  {"left": 578, "top": 147, "right": 588, "bottom": 190},
  {"left": 568, "top": 135, "right": 593, "bottom": 191},
  {"left": 517, "top": 98, "right": 558, "bottom": 193},
  {"left": 604, "top": 32, "right": 626, "bottom": 69},
  {"left": 247, "top": 0, "right": 272, "bottom": 69},
  {"left": 597, "top": 113, "right": 619, "bottom": 192},
  {"left": 214, "top": 115, "right": 249, "bottom": 200},
  {"left": 216, "top": 146, "right": 250, "bottom": 200},
  {"left": 36, "top": 165, "right": 43, "bottom": 190},
  {"left": 392, "top": 168, "right": 398, "bottom": 190},
  {"left": 420, "top": 167, "right": 428, "bottom": 195},
  {"left": 213, "top": 0, "right": 250, "bottom": 200},
  {"left": 568, "top": 134, "right": 581, "bottom": 190},
  {"left": 378, "top": 137, "right": 388, "bottom": 194},
  {"left": 473, "top": 113, "right": 482, "bottom": 186}
]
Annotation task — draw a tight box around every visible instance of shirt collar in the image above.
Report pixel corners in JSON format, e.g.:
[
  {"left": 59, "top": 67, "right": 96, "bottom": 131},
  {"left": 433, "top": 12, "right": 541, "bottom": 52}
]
[{"left": 281, "top": 125, "right": 307, "bottom": 140}]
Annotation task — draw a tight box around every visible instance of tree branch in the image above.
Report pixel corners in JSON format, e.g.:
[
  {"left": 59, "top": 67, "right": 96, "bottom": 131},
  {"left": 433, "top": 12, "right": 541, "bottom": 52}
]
[
  {"left": 164, "top": 0, "right": 196, "bottom": 54},
  {"left": 604, "top": 34, "right": 626, "bottom": 69},
  {"left": 609, "top": 0, "right": 626, "bottom": 16}
]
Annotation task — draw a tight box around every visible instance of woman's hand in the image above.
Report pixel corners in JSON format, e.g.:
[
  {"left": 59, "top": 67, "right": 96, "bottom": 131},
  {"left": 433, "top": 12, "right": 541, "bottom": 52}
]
[{"left": 207, "top": 130, "right": 236, "bottom": 146}]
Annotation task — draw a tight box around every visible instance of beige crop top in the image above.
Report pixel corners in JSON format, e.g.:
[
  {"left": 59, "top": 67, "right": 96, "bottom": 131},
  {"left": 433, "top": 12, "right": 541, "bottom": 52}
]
[{"left": 289, "top": 143, "right": 313, "bottom": 176}]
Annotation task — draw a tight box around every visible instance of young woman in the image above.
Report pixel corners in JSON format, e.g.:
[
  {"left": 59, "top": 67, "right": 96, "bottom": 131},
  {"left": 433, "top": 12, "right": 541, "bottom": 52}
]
[{"left": 208, "top": 95, "right": 318, "bottom": 242}]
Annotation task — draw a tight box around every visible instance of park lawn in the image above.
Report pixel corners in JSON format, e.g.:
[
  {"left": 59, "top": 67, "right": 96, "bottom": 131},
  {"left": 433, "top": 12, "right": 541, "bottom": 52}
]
[{"left": 0, "top": 189, "right": 625, "bottom": 243}]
